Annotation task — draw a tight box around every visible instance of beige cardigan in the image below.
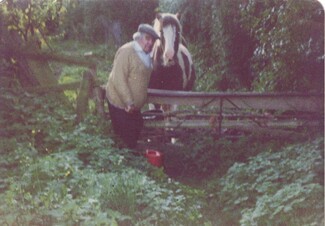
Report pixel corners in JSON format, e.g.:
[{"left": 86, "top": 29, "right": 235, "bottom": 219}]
[{"left": 105, "top": 42, "right": 152, "bottom": 109}]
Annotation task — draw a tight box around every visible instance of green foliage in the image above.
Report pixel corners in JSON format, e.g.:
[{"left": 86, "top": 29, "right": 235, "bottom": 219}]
[
  {"left": 211, "top": 138, "right": 324, "bottom": 225},
  {"left": 0, "top": 89, "right": 205, "bottom": 225},
  {"left": 1, "top": 85, "right": 323, "bottom": 225},
  {"left": 0, "top": 90, "right": 75, "bottom": 151},
  {"left": 48, "top": 39, "right": 117, "bottom": 87},
  {"left": 62, "top": 0, "right": 158, "bottom": 43},
  {"left": 240, "top": 0, "right": 324, "bottom": 92},
  {"left": 240, "top": 183, "right": 323, "bottom": 226},
  {"left": 3, "top": 0, "right": 323, "bottom": 93},
  {"left": 161, "top": 0, "right": 324, "bottom": 92},
  {"left": 173, "top": 0, "right": 256, "bottom": 91},
  {"left": 1, "top": 1, "right": 323, "bottom": 223},
  {"left": 99, "top": 169, "right": 204, "bottom": 225},
  {"left": 1, "top": 0, "right": 64, "bottom": 42}
]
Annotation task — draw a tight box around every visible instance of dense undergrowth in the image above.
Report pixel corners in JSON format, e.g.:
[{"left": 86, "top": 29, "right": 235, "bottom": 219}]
[
  {"left": 0, "top": 90, "right": 205, "bottom": 225},
  {"left": 1, "top": 85, "right": 323, "bottom": 225},
  {"left": 0, "top": 39, "right": 323, "bottom": 225}
]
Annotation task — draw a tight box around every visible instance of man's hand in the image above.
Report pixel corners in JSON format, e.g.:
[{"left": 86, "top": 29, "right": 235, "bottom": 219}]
[{"left": 125, "top": 104, "right": 137, "bottom": 113}]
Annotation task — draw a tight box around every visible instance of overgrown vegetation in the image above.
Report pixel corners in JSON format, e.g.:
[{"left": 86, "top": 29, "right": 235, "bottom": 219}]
[
  {"left": 0, "top": 0, "right": 324, "bottom": 225},
  {"left": 0, "top": 90, "right": 205, "bottom": 225},
  {"left": 167, "top": 130, "right": 315, "bottom": 180},
  {"left": 62, "top": 0, "right": 158, "bottom": 44},
  {"left": 205, "top": 137, "right": 324, "bottom": 225},
  {"left": 1, "top": 0, "right": 323, "bottom": 92},
  {"left": 160, "top": 0, "right": 324, "bottom": 92},
  {"left": 1, "top": 89, "right": 323, "bottom": 225}
]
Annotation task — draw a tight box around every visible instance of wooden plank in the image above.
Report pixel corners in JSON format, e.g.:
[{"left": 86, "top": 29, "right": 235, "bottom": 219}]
[
  {"left": 5, "top": 48, "right": 97, "bottom": 69},
  {"left": 23, "top": 82, "right": 81, "bottom": 93},
  {"left": 147, "top": 89, "right": 323, "bottom": 112},
  {"left": 144, "top": 119, "right": 321, "bottom": 129},
  {"left": 17, "top": 79, "right": 103, "bottom": 93}
]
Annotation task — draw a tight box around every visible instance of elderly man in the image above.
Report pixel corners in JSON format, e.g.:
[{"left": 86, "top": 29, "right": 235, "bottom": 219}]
[{"left": 105, "top": 24, "right": 159, "bottom": 149}]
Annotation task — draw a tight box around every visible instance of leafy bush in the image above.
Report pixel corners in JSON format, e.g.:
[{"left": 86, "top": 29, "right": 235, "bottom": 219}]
[
  {"left": 240, "top": 0, "right": 324, "bottom": 92},
  {"left": 210, "top": 138, "right": 324, "bottom": 225},
  {"left": 99, "top": 169, "right": 204, "bottom": 225},
  {"left": 160, "top": 0, "right": 324, "bottom": 92},
  {"left": 62, "top": 0, "right": 158, "bottom": 43},
  {"left": 0, "top": 145, "right": 204, "bottom": 225},
  {"left": 240, "top": 183, "right": 323, "bottom": 226},
  {"left": 1, "top": 82, "right": 323, "bottom": 225},
  {"left": 0, "top": 89, "right": 205, "bottom": 225}
]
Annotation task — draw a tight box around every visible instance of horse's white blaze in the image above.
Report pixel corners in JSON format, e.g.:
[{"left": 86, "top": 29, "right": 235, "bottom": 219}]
[{"left": 162, "top": 25, "right": 176, "bottom": 65}]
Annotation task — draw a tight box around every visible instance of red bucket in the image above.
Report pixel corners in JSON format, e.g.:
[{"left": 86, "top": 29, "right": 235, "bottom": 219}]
[{"left": 146, "top": 149, "right": 164, "bottom": 167}]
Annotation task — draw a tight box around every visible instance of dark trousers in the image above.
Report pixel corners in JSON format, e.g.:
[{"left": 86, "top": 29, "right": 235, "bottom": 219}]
[{"left": 108, "top": 101, "right": 143, "bottom": 149}]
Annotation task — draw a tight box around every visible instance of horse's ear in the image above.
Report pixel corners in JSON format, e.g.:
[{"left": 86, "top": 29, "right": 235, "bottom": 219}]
[{"left": 175, "top": 12, "right": 181, "bottom": 20}]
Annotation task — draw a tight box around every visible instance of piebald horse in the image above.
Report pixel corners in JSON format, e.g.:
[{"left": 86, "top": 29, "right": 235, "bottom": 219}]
[{"left": 149, "top": 13, "right": 196, "bottom": 112}]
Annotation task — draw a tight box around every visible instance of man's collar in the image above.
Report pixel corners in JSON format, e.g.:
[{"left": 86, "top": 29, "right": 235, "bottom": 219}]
[
  {"left": 133, "top": 41, "right": 143, "bottom": 53},
  {"left": 132, "top": 41, "right": 152, "bottom": 68}
]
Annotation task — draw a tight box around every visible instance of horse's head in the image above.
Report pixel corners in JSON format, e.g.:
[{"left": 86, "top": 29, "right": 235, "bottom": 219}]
[{"left": 153, "top": 13, "right": 181, "bottom": 66}]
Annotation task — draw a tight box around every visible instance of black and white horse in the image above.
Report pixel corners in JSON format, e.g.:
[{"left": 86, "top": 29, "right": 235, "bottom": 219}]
[{"left": 149, "top": 13, "right": 196, "bottom": 112}]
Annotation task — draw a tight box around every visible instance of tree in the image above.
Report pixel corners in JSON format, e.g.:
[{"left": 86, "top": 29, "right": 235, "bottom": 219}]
[
  {"left": 3, "top": 0, "right": 63, "bottom": 43},
  {"left": 240, "top": 0, "right": 324, "bottom": 92},
  {"left": 159, "top": 0, "right": 324, "bottom": 93},
  {"left": 0, "top": 0, "right": 65, "bottom": 88},
  {"left": 62, "top": 0, "right": 158, "bottom": 44},
  {"left": 174, "top": 0, "right": 255, "bottom": 91}
]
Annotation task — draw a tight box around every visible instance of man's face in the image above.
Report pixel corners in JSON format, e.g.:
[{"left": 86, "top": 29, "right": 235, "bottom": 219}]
[{"left": 138, "top": 34, "right": 155, "bottom": 53}]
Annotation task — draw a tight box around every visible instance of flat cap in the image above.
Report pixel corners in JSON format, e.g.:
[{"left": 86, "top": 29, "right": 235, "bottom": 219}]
[{"left": 137, "top": 23, "right": 160, "bottom": 40}]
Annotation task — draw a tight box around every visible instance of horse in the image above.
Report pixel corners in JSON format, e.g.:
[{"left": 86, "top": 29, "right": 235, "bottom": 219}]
[{"left": 149, "top": 13, "right": 196, "bottom": 113}]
